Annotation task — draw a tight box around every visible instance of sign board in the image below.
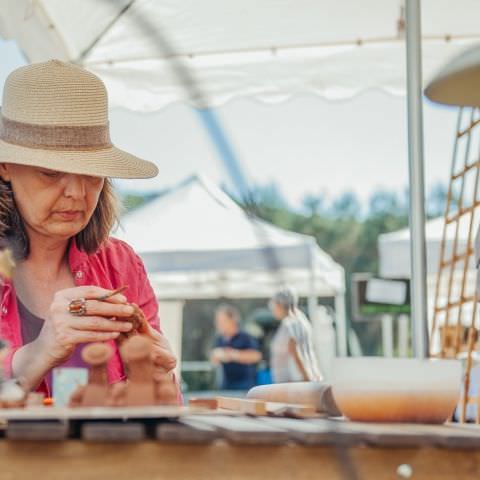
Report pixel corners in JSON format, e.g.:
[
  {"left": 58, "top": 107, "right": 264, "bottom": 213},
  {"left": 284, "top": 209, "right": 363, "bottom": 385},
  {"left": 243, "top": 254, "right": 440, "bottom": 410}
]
[{"left": 351, "top": 273, "right": 411, "bottom": 322}]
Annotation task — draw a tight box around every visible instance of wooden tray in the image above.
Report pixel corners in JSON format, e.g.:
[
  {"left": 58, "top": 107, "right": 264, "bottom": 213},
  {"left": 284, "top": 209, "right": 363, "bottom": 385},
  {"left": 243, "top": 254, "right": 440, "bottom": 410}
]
[{"left": 0, "top": 405, "right": 211, "bottom": 421}]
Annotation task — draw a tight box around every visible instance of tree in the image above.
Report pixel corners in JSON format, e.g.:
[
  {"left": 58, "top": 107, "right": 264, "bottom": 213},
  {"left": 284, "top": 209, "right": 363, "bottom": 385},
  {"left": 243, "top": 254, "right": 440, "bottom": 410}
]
[
  {"left": 329, "top": 191, "right": 362, "bottom": 219},
  {"left": 427, "top": 182, "right": 448, "bottom": 218},
  {"left": 120, "top": 192, "right": 161, "bottom": 214}
]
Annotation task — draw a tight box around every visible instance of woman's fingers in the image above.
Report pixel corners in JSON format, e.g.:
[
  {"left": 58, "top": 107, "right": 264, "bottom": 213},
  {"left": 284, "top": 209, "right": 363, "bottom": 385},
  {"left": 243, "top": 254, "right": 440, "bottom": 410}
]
[
  {"left": 69, "top": 315, "right": 133, "bottom": 333},
  {"left": 82, "top": 299, "right": 135, "bottom": 318},
  {"left": 152, "top": 341, "right": 177, "bottom": 372},
  {"left": 58, "top": 286, "right": 128, "bottom": 304},
  {"left": 70, "top": 331, "right": 121, "bottom": 343}
]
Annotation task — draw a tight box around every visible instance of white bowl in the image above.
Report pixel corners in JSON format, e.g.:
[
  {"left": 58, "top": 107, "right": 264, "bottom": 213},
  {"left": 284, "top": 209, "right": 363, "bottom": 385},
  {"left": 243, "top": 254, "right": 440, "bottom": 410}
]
[{"left": 331, "top": 357, "right": 462, "bottom": 423}]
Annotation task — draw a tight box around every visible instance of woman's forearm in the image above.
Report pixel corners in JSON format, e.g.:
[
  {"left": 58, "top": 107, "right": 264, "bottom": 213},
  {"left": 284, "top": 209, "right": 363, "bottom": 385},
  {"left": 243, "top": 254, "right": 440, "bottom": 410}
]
[
  {"left": 11, "top": 340, "right": 54, "bottom": 391},
  {"left": 288, "top": 338, "right": 311, "bottom": 381},
  {"left": 230, "top": 348, "right": 262, "bottom": 364}
]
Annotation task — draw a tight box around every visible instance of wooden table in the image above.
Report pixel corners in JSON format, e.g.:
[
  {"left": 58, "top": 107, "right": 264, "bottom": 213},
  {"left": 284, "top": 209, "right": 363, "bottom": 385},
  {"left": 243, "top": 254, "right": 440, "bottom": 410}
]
[
  {"left": 2, "top": 408, "right": 480, "bottom": 479},
  {"left": 2, "top": 440, "right": 480, "bottom": 480}
]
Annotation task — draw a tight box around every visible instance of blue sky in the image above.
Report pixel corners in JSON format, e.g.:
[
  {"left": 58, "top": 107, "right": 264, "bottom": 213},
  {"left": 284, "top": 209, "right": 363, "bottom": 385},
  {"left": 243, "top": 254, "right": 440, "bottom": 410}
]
[{"left": 0, "top": 38, "right": 458, "bottom": 210}]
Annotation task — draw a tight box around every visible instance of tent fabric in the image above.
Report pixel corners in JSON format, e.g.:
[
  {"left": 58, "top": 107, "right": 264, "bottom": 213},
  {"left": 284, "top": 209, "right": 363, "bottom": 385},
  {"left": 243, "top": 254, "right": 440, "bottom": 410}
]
[
  {"left": 378, "top": 216, "right": 476, "bottom": 279},
  {"left": 1, "top": 0, "right": 479, "bottom": 110},
  {"left": 378, "top": 216, "right": 477, "bottom": 333},
  {"left": 114, "top": 175, "right": 345, "bottom": 299}
]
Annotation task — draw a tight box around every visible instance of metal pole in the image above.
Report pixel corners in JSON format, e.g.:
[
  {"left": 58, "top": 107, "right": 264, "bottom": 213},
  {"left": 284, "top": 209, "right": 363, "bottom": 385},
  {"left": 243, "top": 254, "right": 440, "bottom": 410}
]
[
  {"left": 406, "top": 0, "right": 429, "bottom": 358},
  {"left": 334, "top": 293, "right": 348, "bottom": 356},
  {"left": 381, "top": 314, "right": 394, "bottom": 357}
]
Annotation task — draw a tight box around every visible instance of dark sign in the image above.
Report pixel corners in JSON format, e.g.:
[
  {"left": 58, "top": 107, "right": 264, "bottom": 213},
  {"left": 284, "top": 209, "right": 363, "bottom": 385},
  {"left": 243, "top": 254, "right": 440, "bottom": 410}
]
[{"left": 351, "top": 273, "right": 411, "bottom": 321}]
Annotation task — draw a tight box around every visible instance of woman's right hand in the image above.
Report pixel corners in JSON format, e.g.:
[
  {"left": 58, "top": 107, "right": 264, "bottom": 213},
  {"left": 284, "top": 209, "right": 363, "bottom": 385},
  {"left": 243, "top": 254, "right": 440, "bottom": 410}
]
[{"left": 36, "top": 286, "right": 136, "bottom": 369}]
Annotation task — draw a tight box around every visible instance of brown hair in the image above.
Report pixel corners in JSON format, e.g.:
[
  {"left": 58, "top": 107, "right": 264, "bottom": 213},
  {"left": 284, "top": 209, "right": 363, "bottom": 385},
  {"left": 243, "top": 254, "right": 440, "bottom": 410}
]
[
  {"left": 215, "top": 303, "right": 241, "bottom": 324},
  {"left": 0, "top": 177, "right": 119, "bottom": 259}
]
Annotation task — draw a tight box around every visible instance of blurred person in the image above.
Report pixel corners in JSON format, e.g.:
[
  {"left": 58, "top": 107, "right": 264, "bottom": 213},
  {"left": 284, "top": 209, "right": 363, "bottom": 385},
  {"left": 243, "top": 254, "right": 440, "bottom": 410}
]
[
  {"left": 211, "top": 304, "right": 261, "bottom": 390},
  {"left": 269, "top": 288, "right": 321, "bottom": 383}
]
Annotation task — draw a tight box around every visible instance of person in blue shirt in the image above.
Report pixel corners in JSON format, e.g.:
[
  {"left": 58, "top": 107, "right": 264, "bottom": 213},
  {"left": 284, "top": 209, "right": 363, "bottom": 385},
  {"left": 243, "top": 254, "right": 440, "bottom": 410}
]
[{"left": 211, "top": 304, "right": 262, "bottom": 390}]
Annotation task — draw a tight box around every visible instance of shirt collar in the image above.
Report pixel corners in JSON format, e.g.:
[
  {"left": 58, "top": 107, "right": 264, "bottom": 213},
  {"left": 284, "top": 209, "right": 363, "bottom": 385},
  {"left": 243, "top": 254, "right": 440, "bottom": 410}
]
[{"left": 68, "top": 238, "right": 89, "bottom": 272}]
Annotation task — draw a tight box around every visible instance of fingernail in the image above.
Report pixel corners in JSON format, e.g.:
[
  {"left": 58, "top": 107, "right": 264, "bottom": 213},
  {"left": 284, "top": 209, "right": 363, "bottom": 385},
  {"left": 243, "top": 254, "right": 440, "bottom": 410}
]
[
  {"left": 122, "top": 323, "right": 133, "bottom": 331},
  {"left": 112, "top": 332, "right": 120, "bottom": 337},
  {"left": 123, "top": 305, "right": 134, "bottom": 315},
  {"left": 118, "top": 295, "right": 127, "bottom": 303}
]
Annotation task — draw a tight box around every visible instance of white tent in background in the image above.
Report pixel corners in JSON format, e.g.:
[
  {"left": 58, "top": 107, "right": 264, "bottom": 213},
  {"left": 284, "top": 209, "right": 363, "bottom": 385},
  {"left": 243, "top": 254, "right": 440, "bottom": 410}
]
[
  {"left": 116, "top": 175, "right": 345, "bottom": 299},
  {"left": 378, "top": 216, "right": 478, "bottom": 337},
  {"left": 115, "top": 175, "right": 346, "bottom": 353},
  {"left": 378, "top": 216, "right": 477, "bottom": 278},
  {"left": 1, "top": 0, "right": 479, "bottom": 110}
]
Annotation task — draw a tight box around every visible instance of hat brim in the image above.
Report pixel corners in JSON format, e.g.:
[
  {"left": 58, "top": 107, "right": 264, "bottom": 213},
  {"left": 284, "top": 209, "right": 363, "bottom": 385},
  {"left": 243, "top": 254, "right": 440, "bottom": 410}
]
[{"left": 0, "top": 139, "right": 158, "bottom": 179}]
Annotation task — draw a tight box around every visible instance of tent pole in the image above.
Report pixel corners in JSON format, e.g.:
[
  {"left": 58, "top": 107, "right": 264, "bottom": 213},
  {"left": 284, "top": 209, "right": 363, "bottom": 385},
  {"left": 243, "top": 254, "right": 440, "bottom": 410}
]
[
  {"left": 406, "top": 0, "right": 429, "bottom": 358},
  {"left": 307, "top": 242, "right": 318, "bottom": 323},
  {"left": 334, "top": 293, "right": 348, "bottom": 356}
]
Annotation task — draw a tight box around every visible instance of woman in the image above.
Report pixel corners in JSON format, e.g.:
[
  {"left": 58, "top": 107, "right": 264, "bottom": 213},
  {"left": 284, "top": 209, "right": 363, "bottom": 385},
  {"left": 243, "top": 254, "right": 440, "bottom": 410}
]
[
  {"left": 0, "top": 60, "right": 178, "bottom": 399},
  {"left": 269, "top": 288, "right": 321, "bottom": 383}
]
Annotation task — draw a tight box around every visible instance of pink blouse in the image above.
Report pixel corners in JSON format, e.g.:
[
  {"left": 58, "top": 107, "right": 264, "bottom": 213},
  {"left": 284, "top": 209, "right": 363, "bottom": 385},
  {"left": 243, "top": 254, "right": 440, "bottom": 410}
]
[{"left": 0, "top": 237, "right": 161, "bottom": 397}]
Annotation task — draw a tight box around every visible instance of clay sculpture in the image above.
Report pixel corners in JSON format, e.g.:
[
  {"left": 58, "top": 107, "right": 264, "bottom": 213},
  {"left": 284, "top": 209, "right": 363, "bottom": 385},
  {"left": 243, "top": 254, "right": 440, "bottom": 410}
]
[
  {"left": 120, "top": 335, "right": 156, "bottom": 406},
  {"left": 69, "top": 343, "right": 113, "bottom": 407}
]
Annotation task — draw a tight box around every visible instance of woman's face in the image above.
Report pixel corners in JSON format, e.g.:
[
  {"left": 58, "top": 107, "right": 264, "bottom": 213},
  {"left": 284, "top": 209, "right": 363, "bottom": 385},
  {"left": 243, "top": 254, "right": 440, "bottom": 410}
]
[
  {"left": 270, "top": 301, "right": 288, "bottom": 321},
  {"left": 0, "top": 164, "right": 104, "bottom": 241}
]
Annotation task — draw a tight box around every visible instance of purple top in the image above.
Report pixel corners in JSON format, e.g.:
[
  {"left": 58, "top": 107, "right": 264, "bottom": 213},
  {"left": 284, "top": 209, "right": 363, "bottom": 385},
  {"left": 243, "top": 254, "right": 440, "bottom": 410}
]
[{"left": 17, "top": 297, "right": 88, "bottom": 392}]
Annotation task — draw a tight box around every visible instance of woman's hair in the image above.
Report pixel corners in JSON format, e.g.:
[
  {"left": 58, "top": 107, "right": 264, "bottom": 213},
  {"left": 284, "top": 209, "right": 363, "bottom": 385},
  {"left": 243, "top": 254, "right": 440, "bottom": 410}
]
[
  {"left": 270, "top": 287, "right": 299, "bottom": 310},
  {"left": 0, "top": 177, "right": 119, "bottom": 259}
]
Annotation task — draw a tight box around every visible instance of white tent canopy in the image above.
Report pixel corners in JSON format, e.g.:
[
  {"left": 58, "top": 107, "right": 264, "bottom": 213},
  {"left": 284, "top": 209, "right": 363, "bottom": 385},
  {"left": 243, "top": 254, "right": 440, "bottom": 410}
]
[
  {"left": 1, "top": 0, "right": 480, "bottom": 110},
  {"left": 115, "top": 175, "right": 345, "bottom": 300},
  {"left": 379, "top": 217, "right": 477, "bottom": 338},
  {"left": 378, "top": 216, "right": 477, "bottom": 279}
]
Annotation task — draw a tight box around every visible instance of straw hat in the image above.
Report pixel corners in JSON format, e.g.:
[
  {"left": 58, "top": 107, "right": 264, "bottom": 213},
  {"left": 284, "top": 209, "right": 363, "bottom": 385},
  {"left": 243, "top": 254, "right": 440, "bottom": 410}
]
[
  {"left": 0, "top": 60, "right": 158, "bottom": 179},
  {"left": 425, "top": 45, "right": 480, "bottom": 107}
]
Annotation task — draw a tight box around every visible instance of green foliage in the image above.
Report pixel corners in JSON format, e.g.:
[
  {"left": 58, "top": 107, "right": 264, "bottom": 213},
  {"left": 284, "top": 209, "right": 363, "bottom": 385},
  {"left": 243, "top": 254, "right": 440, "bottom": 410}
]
[
  {"left": 121, "top": 194, "right": 148, "bottom": 212},
  {"left": 248, "top": 185, "right": 410, "bottom": 277},
  {"left": 119, "top": 192, "right": 162, "bottom": 214}
]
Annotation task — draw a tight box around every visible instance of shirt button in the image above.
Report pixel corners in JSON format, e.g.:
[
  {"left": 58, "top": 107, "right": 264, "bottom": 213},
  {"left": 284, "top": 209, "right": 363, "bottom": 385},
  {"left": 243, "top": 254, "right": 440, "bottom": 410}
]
[
  {"left": 75, "top": 271, "right": 84, "bottom": 280},
  {"left": 2, "top": 306, "right": 7, "bottom": 314}
]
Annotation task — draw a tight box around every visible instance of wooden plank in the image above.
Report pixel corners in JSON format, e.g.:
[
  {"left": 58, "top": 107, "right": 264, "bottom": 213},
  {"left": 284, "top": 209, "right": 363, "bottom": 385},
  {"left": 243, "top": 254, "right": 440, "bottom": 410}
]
[
  {"left": 332, "top": 421, "right": 433, "bottom": 447},
  {"left": 186, "top": 415, "right": 290, "bottom": 445},
  {"left": 0, "top": 405, "right": 194, "bottom": 421},
  {"left": 330, "top": 421, "right": 480, "bottom": 448},
  {"left": 81, "top": 422, "right": 146, "bottom": 442},
  {"left": 188, "top": 398, "right": 218, "bottom": 410},
  {"left": 258, "top": 417, "right": 358, "bottom": 446},
  {"left": 157, "top": 419, "right": 220, "bottom": 443},
  {"left": 217, "top": 397, "right": 267, "bottom": 416},
  {"left": 427, "top": 424, "right": 480, "bottom": 449},
  {"left": 6, "top": 421, "right": 69, "bottom": 441}
]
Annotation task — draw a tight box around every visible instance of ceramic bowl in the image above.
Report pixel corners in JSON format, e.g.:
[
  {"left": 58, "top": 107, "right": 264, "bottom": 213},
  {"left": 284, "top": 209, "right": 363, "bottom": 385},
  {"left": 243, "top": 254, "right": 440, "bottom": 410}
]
[{"left": 331, "top": 357, "right": 462, "bottom": 423}]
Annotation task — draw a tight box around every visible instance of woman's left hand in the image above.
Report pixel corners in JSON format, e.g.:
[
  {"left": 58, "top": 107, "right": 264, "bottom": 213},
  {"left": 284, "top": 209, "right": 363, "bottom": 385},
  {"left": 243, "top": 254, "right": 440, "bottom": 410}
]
[{"left": 137, "top": 320, "right": 181, "bottom": 404}]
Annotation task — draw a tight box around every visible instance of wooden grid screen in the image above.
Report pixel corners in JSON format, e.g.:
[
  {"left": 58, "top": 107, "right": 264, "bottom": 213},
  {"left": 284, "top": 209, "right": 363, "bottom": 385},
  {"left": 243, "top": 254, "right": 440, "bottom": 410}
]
[{"left": 430, "top": 107, "right": 480, "bottom": 422}]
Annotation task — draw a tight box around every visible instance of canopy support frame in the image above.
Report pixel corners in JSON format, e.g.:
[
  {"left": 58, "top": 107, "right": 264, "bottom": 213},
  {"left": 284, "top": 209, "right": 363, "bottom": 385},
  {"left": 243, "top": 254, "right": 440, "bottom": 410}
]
[{"left": 406, "top": 0, "right": 429, "bottom": 358}]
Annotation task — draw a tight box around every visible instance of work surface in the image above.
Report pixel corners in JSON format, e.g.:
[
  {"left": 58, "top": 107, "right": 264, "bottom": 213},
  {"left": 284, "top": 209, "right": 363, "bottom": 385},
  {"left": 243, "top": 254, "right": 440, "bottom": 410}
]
[
  {"left": 2, "top": 410, "right": 480, "bottom": 479},
  {"left": 3, "top": 441, "right": 480, "bottom": 480}
]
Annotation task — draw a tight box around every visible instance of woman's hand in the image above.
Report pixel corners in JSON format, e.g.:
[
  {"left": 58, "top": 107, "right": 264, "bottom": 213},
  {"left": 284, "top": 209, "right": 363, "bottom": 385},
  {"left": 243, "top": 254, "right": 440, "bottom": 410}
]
[
  {"left": 37, "top": 285, "right": 135, "bottom": 368},
  {"left": 136, "top": 319, "right": 180, "bottom": 403},
  {"left": 137, "top": 320, "right": 177, "bottom": 373}
]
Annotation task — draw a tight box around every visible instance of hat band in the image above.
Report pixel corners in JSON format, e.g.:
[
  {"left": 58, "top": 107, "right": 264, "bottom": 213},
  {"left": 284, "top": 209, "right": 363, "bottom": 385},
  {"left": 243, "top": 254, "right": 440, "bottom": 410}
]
[{"left": 0, "top": 115, "right": 112, "bottom": 151}]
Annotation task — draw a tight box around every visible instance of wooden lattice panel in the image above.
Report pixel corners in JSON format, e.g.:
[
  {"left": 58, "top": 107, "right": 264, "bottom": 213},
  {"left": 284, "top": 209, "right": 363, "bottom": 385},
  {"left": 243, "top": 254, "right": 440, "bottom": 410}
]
[{"left": 431, "top": 107, "right": 480, "bottom": 422}]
